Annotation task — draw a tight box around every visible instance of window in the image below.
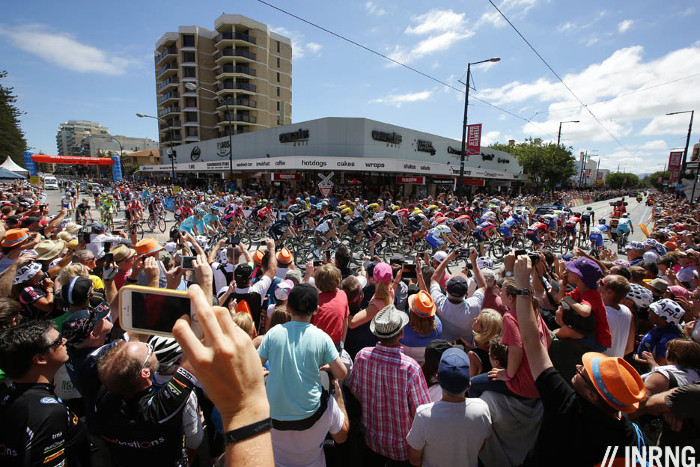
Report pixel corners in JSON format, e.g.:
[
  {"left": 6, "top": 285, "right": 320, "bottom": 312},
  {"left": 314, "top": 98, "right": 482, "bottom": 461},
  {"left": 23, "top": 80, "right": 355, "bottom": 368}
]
[
  {"left": 277, "top": 86, "right": 280, "bottom": 97},
  {"left": 276, "top": 40, "right": 280, "bottom": 53},
  {"left": 182, "top": 52, "right": 195, "bottom": 62},
  {"left": 276, "top": 72, "right": 280, "bottom": 83},
  {"left": 182, "top": 35, "right": 195, "bottom": 47},
  {"left": 185, "top": 97, "right": 197, "bottom": 108},
  {"left": 276, "top": 101, "right": 280, "bottom": 111},
  {"left": 183, "top": 67, "right": 196, "bottom": 78},
  {"left": 277, "top": 57, "right": 280, "bottom": 67},
  {"left": 185, "top": 112, "right": 197, "bottom": 122}
]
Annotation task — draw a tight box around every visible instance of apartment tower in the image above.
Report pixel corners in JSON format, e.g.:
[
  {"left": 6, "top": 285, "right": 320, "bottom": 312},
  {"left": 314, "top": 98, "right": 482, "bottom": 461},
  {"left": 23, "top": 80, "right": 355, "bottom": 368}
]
[{"left": 153, "top": 14, "right": 292, "bottom": 153}]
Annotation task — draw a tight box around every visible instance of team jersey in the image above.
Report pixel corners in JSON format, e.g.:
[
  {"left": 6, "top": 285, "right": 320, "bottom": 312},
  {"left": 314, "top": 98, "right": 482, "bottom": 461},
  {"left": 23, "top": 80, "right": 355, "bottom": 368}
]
[
  {"left": 527, "top": 222, "right": 549, "bottom": 233},
  {"left": 616, "top": 218, "right": 633, "bottom": 233},
  {"left": 565, "top": 217, "right": 581, "bottom": 227},
  {"left": 500, "top": 217, "right": 519, "bottom": 229}
]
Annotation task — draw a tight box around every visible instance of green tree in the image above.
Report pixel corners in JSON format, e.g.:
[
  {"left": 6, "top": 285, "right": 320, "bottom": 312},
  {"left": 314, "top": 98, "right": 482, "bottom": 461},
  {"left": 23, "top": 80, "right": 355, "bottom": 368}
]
[
  {"left": 0, "top": 71, "right": 27, "bottom": 167},
  {"left": 489, "top": 138, "right": 576, "bottom": 188},
  {"left": 605, "top": 172, "right": 639, "bottom": 189},
  {"left": 644, "top": 171, "right": 670, "bottom": 190}
]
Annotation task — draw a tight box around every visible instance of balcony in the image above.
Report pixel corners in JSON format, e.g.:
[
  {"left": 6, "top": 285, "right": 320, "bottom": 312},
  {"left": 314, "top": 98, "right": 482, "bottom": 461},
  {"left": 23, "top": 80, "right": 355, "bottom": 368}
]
[
  {"left": 219, "top": 48, "right": 257, "bottom": 60},
  {"left": 221, "top": 114, "right": 257, "bottom": 124},
  {"left": 158, "top": 106, "right": 180, "bottom": 118},
  {"left": 218, "top": 98, "right": 256, "bottom": 110},
  {"left": 158, "top": 92, "right": 180, "bottom": 104},
  {"left": 159, "top": 119, "right": 181, "bottom": 129},
  {"left": 157, "top": 77, "right": 179, "bottom": 91},
  {"left": 217, "top": 64, "right": 256, "bottom": 80},
  {"left": 221, "top": 82, "right": 256, "bottom": 92},
  {"left": 217, "top": 31, "right": 257, "bottom": 45},
  {"left": 156, "top": 61, "right": 178, "bottom": 78},
  {"left": 155, "top": 47, "right": 177, "bottom": 64}
]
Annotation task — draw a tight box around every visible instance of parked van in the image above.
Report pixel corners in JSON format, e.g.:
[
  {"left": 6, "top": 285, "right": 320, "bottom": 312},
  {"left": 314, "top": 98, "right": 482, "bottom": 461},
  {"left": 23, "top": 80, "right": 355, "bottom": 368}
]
[{"left": 44, "top": 176, "right": 59, "bottom": 190}]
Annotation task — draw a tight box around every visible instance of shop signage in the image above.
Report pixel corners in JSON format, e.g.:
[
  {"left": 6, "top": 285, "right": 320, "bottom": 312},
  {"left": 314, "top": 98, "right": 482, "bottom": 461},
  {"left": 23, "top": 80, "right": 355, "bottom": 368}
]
[
  {"left": 482, "top": 154, "right": 494, "bottom": 161},
  {"left": 190, "top": 146, "right": 201, "bottom": 161},
  {"left": 216, "top": 140, "right": 231, "bottom": 158},
  {"left": 668, "top": 151, "right": 683, "bottom": 184},
  {"left": 497, "top": 157, "right": 509, "bottom": 163},
  {"left": 416, "top": 140, "right": 436, "bottom": 156},
  {"left": 318, "top": 172, "right": 334, "bottom": 198},
  {"left": 206, "top": 161, "right": 230, "bottom": 170},
  {"left": 466, "top": 124, "right": 482, "bottom": 155},
  {"left": 396, "top": 176, "right": 425, "bottom": 185},
  {"left": 447, "top": 146, "right": 462, "bottom": 155},
  {"left": 460, "top": 178, "right": 485, "bottom": 186},
  {"left": 279, "top": 129, "right": 309, "bottom": 143},
  {"left": 371, "top": 131, "right": 402, "bottom": 145},
  {"left": 271, "top": 173, "right": 301, "bottom": 181},
  {"left": 431, "top": 178, "right": 454, "bottom": 186}
]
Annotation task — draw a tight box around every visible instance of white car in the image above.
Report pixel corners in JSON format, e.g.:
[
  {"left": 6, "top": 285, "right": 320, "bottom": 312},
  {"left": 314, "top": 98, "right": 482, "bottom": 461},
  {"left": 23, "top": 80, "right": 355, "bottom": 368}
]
[{"left": 44, "top": 176, "right": 59, "bottom": 190}]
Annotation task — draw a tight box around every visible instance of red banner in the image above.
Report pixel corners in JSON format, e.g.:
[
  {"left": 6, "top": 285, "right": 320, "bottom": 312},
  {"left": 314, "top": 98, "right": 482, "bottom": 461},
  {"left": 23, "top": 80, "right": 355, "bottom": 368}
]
[
  {"left": 31, "top": 154, "right": 114, "bottom": 166},
  {"left": 467, "top": 124, "right": 482, "bottom": 155},
  {"left": 271, "top": 173, "right": 300, "bottom": 181},
  {"left": 396, "top": 176, "right": 425, "bottom": 185},
  {"left": 668, "top": 151, "right": 683, "bottom": 183},
  {"left": 460, "top": 178, "right": 485, "bottom": 186}
]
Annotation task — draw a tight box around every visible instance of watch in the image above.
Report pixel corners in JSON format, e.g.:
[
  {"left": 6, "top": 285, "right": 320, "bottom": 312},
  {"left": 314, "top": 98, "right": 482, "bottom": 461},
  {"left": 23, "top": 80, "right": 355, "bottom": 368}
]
[
  {"left": 515, "top": 288, "right": 532, "bottom": 297},
  {"left": 504, "top": 271, "right": 514, "bottom": 277}
]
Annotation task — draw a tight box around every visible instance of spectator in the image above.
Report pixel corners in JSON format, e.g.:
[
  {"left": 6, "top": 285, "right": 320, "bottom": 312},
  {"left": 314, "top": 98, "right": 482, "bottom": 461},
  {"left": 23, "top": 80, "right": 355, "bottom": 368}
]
[
  {"left": 71, "top": 249, "right": 106, "bottom": 293},
  {"left": 421, "top": 339, "right": 456, "bottom": 402},
  {"left": 0, "top": 229, "right": 39, "bottom": 273},
  {"left": 468, "top": 308, "right": 503, "bottom": 377},
  {"left": 600, "top": 275, "right": 634, "bottom": 358},
  {"left": 400, "top": 290, "right": 441, "bottom": 364},
  {"left": 407, "top": 348, "right": 491, "bottom": 467},
  {"left": 311, "top": 263, "right": 349, "bottom": 350},
  {"left": 635, "top": 299, "right": 686, "bottom": 368},
  {"left": 12, "top": 262, "right": 56, "bottom": 320},
  {"left": 87, "top": 222, "right": 128, "bottom": 260},
  {"left": 347, "top": 305, "right": 431, "bottom": 465},
  {"left": 110, "top": 244, "right": 136, "bottom": 290},
  {"left": 133, "top": 237, "right": 168, "bottom": 288},
  {"left": 348, "top": 262, "right": 394, "bottom": 329}
]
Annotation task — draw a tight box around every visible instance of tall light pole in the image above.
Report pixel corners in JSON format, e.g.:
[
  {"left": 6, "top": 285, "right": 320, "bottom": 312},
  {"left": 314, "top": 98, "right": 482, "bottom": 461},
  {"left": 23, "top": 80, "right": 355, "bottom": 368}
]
[
  {"left": 458, "top": 57, "right": 500, "bottom": 198},
  {"left": 185, "top": 82, "right": 234, "bottom": 187},
  {"left": 136, "top": 113, "right": 176, "bottom": 182},
  {"left": 666, "top": 110, "right": 694, "bottom": 191},
  {"left": 557, "top": 120, "right": 580, "bottom": 146}
]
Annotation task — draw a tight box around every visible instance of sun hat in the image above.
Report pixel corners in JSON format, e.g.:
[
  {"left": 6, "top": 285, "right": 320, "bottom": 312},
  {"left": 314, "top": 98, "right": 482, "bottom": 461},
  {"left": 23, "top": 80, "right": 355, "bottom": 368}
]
[
  {"left": 476, "top": 256, "right": 493, "bottom": 270},
  {"left": 253, "top": 249, "right": 265, "bottom": 267},
  {"left": 437, "top": 348, "right": 471, "bottom": 394},
  {"left": 372, "top": 262, "right": 393, "bottom": 283},
  {"left": 61, "top": 301, "right": 111, "bottom": 345},
  {"left": 565, "top": 257, "right": 603, "bottom": 290},
  {"left": 446, "top": 276, "right": 469, "bottom": 298},
  {"left": 276, "top": 247, "right": 293, "bottom": 266},
  {"left": 61, "top": 277, "right": 94, "bottom": 306},
  {"left": 56, "top": 231, "right": 73, "bottom": 242},
  {"left": 64, "top": 222, "right": 81, "bottom": 235},
  {"left": 35, "top": 239, "right": 65, "bottom": 261},
  {"left": 433, "top": 251, "right": 448, "bottom": 263},
  {"left": 582, "top": 352, "right": 645, "bottom": 413},
  {"left": 274, "top": 279, "right": 294, "bottom": 301},
  {"left": 370, "top": 305, "right": 409, "bottom": 339},
  {"left": 111, "top": 244, "right": 136, "bottom": 263},
  {"left": 1, "top": 228, "right": 29, "bottom": 248},
  {"left": 135, "top": 237, "right": 163, "bottom": 257},
  {"left": 626, "top": 283, "right": 653, "bottom": 309},
  {"left": 649, "top": 298, "right": 685, "bottom": 325},
  {"left": 408, "top": 290, "right": 436, "bottom": 317},
  {"left": 648, "top": 278, "right": 669, "bottom": 295},
  {"left": 13, "top": 262, "right": 42, "bottom": 285}
]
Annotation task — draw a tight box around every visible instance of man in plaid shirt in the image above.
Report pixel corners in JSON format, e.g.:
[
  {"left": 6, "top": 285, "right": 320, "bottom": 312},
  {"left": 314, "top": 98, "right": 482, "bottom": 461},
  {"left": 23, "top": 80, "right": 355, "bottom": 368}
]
[{"left": 347, "top": 304, "right": 431, "bottom": 465}]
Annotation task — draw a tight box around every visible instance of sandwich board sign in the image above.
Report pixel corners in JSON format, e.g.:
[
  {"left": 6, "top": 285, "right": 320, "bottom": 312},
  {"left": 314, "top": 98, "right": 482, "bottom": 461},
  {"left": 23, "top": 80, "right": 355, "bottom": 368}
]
[{"left": 318, "top": 172, "right": 334, "bottom": 198}]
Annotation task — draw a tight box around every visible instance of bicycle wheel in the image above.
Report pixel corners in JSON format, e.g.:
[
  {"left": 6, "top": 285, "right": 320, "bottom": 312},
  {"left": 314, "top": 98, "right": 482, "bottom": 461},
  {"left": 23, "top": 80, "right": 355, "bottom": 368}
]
[
  {"left": 158, "top": 217, "right": 167, "bottom": 233},
  {"left": 147, "top": 218, "right": 156, "bottom": 232},
  {"left": 135, "top": 223, "right": 144, "bottom": 240}
]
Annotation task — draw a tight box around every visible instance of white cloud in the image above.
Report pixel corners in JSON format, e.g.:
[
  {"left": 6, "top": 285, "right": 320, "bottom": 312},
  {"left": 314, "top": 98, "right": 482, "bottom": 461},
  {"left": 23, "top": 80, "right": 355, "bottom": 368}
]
[
  {"left": 270, "top": 26, "right": 322, "bottom": 59},
  {"left": 558, "top": 22, "right": 575, "bottom": 32},
  {"left": 369, "top": 90, "right": 433, "bottom": 107},
  {"left": 618, "top": 20, "right": 634, "bottom": 33},
  {"left": 477, "top": 0, "right": 540, "bottom": 28},
  {"left": 387, "top": 9, "right": 474, "bottom": 65},
  {"left": 0, "top": 24, "right": 137, "bottom": 75},
  {"left": 365, "top": 1, "right": 387, "bottom": 16}
]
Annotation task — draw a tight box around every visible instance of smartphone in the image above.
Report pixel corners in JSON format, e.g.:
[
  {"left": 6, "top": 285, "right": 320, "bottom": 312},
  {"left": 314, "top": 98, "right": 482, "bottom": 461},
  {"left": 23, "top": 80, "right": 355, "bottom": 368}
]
[
  {"left": 313, "top": 259, "right": 323, "bottom": 267},
  {"left": 229, "top": 234, "right": 240, "bottom": 246},
  {"left": 103, "top": 253, "right": 114, "bottom": 265},
  {"left": 181, "top": 256, "right": 195, "bottom": 270},
  {"left": 402, "top": 263, "right": 417, "bottom": 279},
  {"left": 119, "top": 285, "right": 194, "bottom": 338},
  {"left": 515, "top": 249, "right": 528, "bottom": 257},
  {"left": 459, "top": 248, "right": 470, "bottom": 258}
]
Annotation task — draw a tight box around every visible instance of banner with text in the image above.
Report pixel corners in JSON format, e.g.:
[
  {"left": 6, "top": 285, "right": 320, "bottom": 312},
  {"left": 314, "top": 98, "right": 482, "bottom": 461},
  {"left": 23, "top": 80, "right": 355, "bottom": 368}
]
[
  {"left": 466, "top": 124, "right": 482, "bottom": 155},
  {"left": 668, "top": 151, "right": 683, "bottom": 183}
]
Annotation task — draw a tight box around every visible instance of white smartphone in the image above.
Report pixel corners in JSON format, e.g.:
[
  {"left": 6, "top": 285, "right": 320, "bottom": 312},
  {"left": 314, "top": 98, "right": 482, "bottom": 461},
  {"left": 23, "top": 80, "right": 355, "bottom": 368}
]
[{"left": 120, "top": 285, "right": 200, "bottom": 338}]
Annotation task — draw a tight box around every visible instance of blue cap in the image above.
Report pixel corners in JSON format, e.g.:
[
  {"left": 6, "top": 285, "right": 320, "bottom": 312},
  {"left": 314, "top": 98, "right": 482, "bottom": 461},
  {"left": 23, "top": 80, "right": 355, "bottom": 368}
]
[{"left": 437, "top": 348, "right": 471, "bottom": 394}]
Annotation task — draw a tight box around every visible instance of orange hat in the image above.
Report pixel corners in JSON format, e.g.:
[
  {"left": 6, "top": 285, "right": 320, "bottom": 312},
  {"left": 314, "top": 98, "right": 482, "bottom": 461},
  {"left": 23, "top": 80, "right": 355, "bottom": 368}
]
[
  {"left": 277, "top": 247, "right": 293, "bottom": 266},
  {"left": 582, "top": 352, "right": 645, "bottom": 413},
  {"left": 1, "top": 228, "right": 29, "bottom": 248},
  {"left": 408, "top": 290, "right": 436, "bottom": 317},
  {"left": 664, "top": 240, "right": 678, "bottom": 250},
  {"left": 253, "top": 249, "right": 265, "bottom": 267},
  {"left": 134, "top": 237, "right": 163, "bottom": 257}
]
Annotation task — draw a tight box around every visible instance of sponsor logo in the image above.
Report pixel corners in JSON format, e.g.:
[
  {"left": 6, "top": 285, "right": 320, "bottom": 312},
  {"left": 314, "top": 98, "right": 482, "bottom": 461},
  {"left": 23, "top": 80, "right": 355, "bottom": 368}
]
[
  {"left": 601, "top": 445, "right": 695, "bottom": 467},
  {"left": 371, "top": 130, "right": 402, "bottom": 145},
  {"left": 102, "top": 436, "right": 167, "bottom": 449},
  {"left": 498, "top": 157, "right": 510, "bottom": 163},
  {"left": 40, "top": 397, "right": 58, "bottom": 404},
  {"left": 216, "top": 141, "right": 231, "bottom": 158},
  {"left": 301, "top": 160, "right": 327, "bottom": 168},
  {"left": 0, "top": 444, "right": 18, "bottom": 456},
  {"left": 279, "top": 129, "right": 309, "bottom": 143},
  {"left": 416, "top": 140, "right": 436, "bottom": 156},
  {"left": 43, "top": 448, "right": 64, "bottom": 464},
  {"left": 190, "top": 146, "right": 201, "bottom": 161},
  {"left": 481, "top": 154, "right": 494, "bottom": 161}
]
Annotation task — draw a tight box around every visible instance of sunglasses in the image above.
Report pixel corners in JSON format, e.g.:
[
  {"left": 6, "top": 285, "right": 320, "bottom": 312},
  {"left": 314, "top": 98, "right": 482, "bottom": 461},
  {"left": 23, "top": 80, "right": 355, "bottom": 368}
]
[
  {"left": 575, "top": 364, "right": 595, "bottom": 389},
  {"left": 597, "top": 279, "right": 608, "bottom": 288},
  {"left": 136, "top": 343, "right": 154, "bottom": 378},
  {"left": 44, "top": 333, "right": 64, "bottom": 352}
]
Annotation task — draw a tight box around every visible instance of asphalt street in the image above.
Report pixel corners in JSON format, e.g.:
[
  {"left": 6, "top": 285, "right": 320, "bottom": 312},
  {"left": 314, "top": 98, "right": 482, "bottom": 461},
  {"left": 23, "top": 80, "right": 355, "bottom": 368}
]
[{"left": 43, "top": 188, "right": 653, "bottom": 267}]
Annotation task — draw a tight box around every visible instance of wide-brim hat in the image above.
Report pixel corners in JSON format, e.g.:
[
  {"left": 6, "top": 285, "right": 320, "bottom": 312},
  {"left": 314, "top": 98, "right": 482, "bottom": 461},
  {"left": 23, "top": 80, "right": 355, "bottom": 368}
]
[
  {"left": 408, "top": 290, "right": 436, "bottom": 318},
  {"left": 35, "top": 239, "right": 65, "bottom": 261},
  {"left": 370, "top": 305, "right": 409, "bottom": 339},
  {"left": 1, "top": 228, "right": 29, "bottom": 248},
  {"left": 111, "top": 244, "right": 136, "bottom": 263},
  {"left": 135, "top": 237, "right": 163, "bottom": 257},
  {"left": 64, "top": 223, "right": 81, "bottom": 234},
  {"left": 277, "top": 247, "right": 293, "bottom": 266},
  {"left": 582, "top": 352, "right": 645, "bottom": 413}
]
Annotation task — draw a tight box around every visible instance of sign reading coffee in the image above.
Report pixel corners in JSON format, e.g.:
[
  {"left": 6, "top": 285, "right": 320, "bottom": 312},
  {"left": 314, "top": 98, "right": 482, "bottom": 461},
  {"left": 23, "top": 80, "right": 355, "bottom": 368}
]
[
  {"left": 279, "top": 129, "right": 310, "bottom": 143},
  {"left": 371, "top": 131, "right": 402, "bottom": 145},
  {"left": 416, "top": 140, "right": 436, "bottom": 156}
]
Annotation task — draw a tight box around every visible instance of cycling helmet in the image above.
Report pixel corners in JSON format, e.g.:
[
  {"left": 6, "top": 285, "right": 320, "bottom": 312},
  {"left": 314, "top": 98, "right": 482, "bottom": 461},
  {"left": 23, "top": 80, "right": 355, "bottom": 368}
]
[
  {"left": 194, "top": 235, "right": 208, "bottom": 250},
  {"left": 599, "top": 219, "right": 606, "bottom": 224},
  {"left": 146, "top": 335, "right": 184, "bottom": 372},
  {"left": 368, "top": 203, "right": 380, "bottom": 211},
  {"left": 196, "top": 208, "right": 206, "bottom": 216},
  {"left": 649, "top": 298, "right": 685, "bottom": 325},
  {"left": 573, "top": 212, "right": 581, "bottom": 217},
  {"left": 428, "top": 205, "right": 439, "bottom": 211},
  {"left": 476, "top": 256, "right": 494, "bottom": 270},
  {"left": 586, "top": 207, "right": 593, "bottom": 211},
  {"left": 391, "top": 205, "right": 399, "bottom": 211},
  {"left": 434, "top": 217, "right": 448, "bottom": 225},
  {"left": 626, "top": 283, "right": 653, "bottom": 309},
  {"left": 82, "top": 198, "right": 89, "bottom": 203},
  {"left": 622, "top": 213, "right": 629, "bottom": 218},
  {"left": 341, "top": 207, "right": 353, "bottom": 217}
]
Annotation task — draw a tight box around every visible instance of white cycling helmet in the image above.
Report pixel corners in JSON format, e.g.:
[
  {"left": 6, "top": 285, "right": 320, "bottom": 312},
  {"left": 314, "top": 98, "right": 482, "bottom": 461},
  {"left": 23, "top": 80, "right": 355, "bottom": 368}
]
[
  {"left": 476, "top": 256, "right": 494, "bottom": 270},
  {"left": 194, "top": 235, "right": 209, "bottom": 250},
  {"left": 626, "top": 283, "right": 653, "bottom": 309}
]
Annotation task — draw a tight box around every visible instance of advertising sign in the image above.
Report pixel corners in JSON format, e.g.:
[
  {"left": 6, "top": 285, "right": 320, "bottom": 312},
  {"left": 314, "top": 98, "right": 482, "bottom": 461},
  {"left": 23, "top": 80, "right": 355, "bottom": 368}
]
[
  {"left": 271, "top": 173, "right": 301, "bottom": 181},
  {"left": 466, "top": 124, "right": 482, "bottom": 155},
  {"left": 396, "top": 176, "right": 425, "bottom": 184},
  {"left": 668, "top": 151, "right": 683, "bottom": 183}
]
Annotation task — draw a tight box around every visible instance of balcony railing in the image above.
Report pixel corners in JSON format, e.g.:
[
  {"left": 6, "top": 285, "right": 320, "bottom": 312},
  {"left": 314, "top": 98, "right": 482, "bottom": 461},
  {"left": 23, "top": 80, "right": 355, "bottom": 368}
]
[
  {"left": 157, "top": 77, "right": 179, "bottom": 90},
  {"left": 225, "top": 114, "right": 256, "bottom": 123},
  {"left": 158, "top": 106, "right": 180, "bottom": 117},
  {"left": 155, "top": 47, "right": 177, "bottom": 63},
  {"left": 220, "top": 48, "right": 257, "bottom": 60},
  {"left": 218, "top": 32, "right": 256, "bottom": 44},
  {"left": 156, "top": 61, "right": 178, "bottom": 77},
  {"left": 220, "top": 65, "right": 256, "bottom": 76},
  {"left": 158, "top": 92, "right": 180, "bottom": 104},
  {"left": 222, "top": 82, "right": 256, "bottom": 92}
]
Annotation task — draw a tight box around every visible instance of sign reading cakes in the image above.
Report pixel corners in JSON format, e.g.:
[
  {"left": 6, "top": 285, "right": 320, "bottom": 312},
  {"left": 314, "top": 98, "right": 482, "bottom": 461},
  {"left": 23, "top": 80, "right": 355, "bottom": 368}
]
[
  {"left": 279, "top": 129, "right": 309, "bottom": 143},
  {"left": 372, "top": 131, "right": 402, "bottom": 145},
  {"left": 416, "top": 140, "right": 436, "bottom": 156}
]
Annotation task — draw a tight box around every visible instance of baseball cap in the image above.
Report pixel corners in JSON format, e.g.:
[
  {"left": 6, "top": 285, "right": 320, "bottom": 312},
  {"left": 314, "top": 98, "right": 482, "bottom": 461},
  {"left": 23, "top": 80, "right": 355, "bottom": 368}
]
[
  {"left": 565, "top": 257, "right": 603, "bottom": 290},
  {"left": 433, "top": 251, "right": 448, "bottom": 263},
  {"left": 61, "top": 301, "right": 111, "bottom": 345},
  {"left": 274, "top": 279, "right": 294, "bottom": 301},
  {"left": 61, "top": 277, "right": 94, "bottom": 306},
  {"left": 649, "top": 298, "right": 684, "bottom": 325},
  {"left": 437, "top": 348, "right": 471, "bottom": 394},
  {"left": 234, "top": 264, "right": 253, "bottom": 282},
  {"left": 446, "top": 276, "right": 468, "bottom": 297},
  {"left": 373, "top": 262, "right": 393, "bottom": 283}
]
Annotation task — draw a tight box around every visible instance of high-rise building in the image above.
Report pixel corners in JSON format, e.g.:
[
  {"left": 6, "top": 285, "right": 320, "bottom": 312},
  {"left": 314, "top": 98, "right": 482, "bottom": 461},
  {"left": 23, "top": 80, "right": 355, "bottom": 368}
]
[
  {"left": 153, "top": 14, "right": 292, "bottom": 153},
  {"left": 56, "top": 120, "right": 110, "bottom": 157}
]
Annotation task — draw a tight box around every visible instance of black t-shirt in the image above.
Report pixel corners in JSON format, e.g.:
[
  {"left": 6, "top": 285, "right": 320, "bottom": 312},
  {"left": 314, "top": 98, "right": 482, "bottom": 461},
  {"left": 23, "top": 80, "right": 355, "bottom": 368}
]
[
  {"left": 523, "top": 367, "right": 639, "bottom": 467},
  {"left": 0, "top": 382, "right": 89, "bottom": 467}
]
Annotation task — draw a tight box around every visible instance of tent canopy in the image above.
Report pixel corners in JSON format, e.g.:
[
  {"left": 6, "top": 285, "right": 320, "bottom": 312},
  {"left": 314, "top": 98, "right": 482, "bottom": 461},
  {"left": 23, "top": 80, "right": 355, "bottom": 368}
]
[
  {"left": 1, "top": 157, "right": 28, "bottom": 174},
  {"left": 0, "top": 167, "right": 25, "bottom": 179}
]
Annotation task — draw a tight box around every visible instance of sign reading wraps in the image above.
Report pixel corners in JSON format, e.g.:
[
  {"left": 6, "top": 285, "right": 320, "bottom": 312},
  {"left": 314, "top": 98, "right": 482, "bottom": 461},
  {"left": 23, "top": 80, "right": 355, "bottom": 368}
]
[
  {"left": 271, "top": 173, "right": 301, "bottom": 181},
  {"left": 467, "top": 124, "right": 482, "bottom": 155},
  {"left": 371, "top": 131, "right": 402, "bottom": 145},
  {"left": 396, "top": 176, "right": 425, "bottom": 185},
  {"left": 279, "top": 129, "right": 309, "bottom": 143}
]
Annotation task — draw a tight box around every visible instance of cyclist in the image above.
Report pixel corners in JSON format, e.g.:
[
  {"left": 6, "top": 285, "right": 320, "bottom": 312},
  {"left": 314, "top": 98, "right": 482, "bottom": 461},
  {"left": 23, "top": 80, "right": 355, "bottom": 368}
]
[
  {"left": 616, "top": 213, "right": 634, "bottom": 246},
  {"left": 525, "top": 220, "right": 549, "bottom": 250},
  {"left": 269, "top": 213, "right": 296, "bottom": 246},
  {"left": 203, "top": 206, "right": 223, "bottom": 234},
  {"left": 563, "top": 213, "right": 582, "bottom": 249},
  {"left": 61, "top": 190, "right": 75, "bottom": 214},
  {"left": 100, "top": 195, "right": 117, "bottom": 229},
  {"left": 346, "top": 211, "right": 366, "bottom": 243},
  {"left": 498, "top": 214, "right": 520, "bottom": 247},
  {"left": 314, "top": 214, "right": 339, "bottom": 252},
  {"left": 580, "top": 207, "right": 595, "bottom": 235},
  {"left": 125, "top": 196, "right": 143, "bottom": 231},
  {"left": 179, "top": 208, "right": 207, "bottom": 236},
  {"left": 147, "top": 195, "right": 163, "bottom": 223},
  {"left": 472, "top": 219, "right": 498, "bottom": 255},
  {"left": 589, "top": 219, "right": 612, "bottom": 253},
  {"left": 75, "top": 198, "right": 92, "bottom": 224}
]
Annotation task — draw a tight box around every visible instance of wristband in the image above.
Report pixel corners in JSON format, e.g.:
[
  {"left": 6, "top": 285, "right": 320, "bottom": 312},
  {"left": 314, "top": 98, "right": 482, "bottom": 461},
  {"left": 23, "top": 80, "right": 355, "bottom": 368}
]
[{"left": 224, "top": 418, "right": 272, "bottom": 445}]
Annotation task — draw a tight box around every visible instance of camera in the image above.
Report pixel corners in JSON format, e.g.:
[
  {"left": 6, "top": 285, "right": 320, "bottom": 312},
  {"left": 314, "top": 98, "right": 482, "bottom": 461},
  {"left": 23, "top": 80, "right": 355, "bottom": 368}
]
[
  {"left": 528, "top": 252, "right": 540, "bottom": 265},
  {"left": 458, "top": 248, "right": 470, "bottom": 258},
  {"left": 229, "top": 234, "right": 240, "bottom": 246}
]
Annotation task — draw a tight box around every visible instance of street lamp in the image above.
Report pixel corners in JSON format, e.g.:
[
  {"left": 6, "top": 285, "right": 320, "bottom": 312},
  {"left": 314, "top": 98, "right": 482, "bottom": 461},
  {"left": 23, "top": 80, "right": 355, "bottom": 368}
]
[
  {"left": 666, "top": 110, "right": 694, "bottom": 200},
  {"left": 458, "top": 57, "right": 500, "bottom": 198},
  {"left": 557, "top": 120, "right": 580, "bottom": 146},
  {"left": 184, "top": 82, "right": 234, "bottom": 186},
  {"left": 136, "top": 113, "right": 176, "bottom": 182}
]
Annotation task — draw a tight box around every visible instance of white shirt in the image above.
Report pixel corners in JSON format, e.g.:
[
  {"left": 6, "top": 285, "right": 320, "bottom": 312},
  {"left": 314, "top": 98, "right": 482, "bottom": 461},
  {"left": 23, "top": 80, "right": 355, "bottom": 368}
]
[
  {"left": 271, "top": 395, "right": 345, "bottom": 467},
  {"left": 406, "top": 399, "right": 492, "bottom": 467},
  {"left": 431, "top": 283, "right": 484, "bottom": 344},
  {"left": 603, "top": 304, "right": 632, "bottom": 358}
]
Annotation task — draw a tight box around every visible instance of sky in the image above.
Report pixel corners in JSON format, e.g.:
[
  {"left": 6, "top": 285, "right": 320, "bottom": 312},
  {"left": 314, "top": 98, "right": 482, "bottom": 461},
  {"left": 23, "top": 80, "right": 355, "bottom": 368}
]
[{"left": 1, "top": 0, "right": 699, "bottom": 175}]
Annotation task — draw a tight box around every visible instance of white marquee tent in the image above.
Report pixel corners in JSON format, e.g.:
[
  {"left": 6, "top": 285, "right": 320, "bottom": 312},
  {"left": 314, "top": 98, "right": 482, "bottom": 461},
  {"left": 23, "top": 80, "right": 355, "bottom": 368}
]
[{"left": 0, "top": 157, "right": 28, "bottom": 175}]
